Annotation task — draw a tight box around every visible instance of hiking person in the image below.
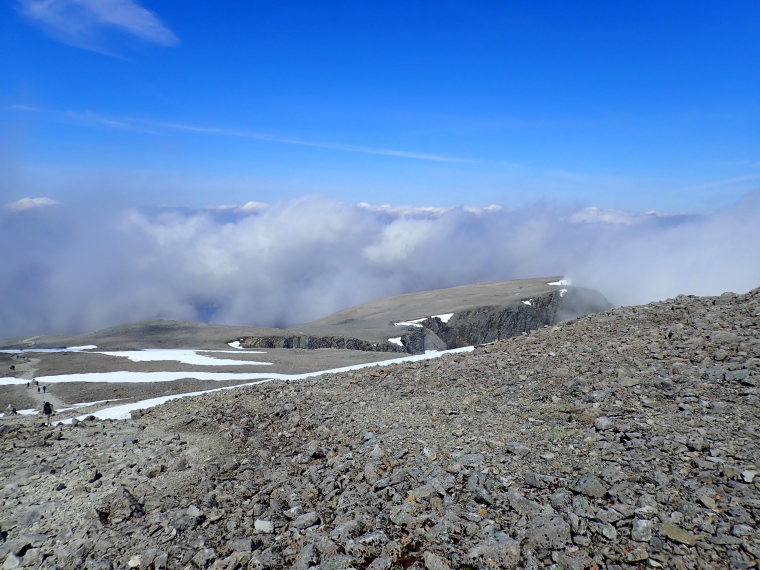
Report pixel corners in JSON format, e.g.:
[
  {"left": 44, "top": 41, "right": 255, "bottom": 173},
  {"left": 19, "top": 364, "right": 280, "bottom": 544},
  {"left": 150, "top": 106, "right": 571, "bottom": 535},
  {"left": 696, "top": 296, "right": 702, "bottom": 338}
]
[
  {"left": 42, "top": 386, "right": 46, "bottom": 393},
  {"left": 37, "top": 387, "right": 40, "bottom": 393},
  {"left": 43, "top": 401, "right": 53, "bottom": 425}
]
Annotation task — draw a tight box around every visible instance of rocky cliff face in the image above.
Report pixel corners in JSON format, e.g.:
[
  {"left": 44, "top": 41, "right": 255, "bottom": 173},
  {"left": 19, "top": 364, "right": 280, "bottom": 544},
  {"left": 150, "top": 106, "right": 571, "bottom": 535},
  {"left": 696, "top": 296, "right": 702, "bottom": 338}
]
[
  {"left": 400, "top": 287, "right": 611, "bottom": 353},
  {"left": 239, "top": 287, "right": 612, "bottom": 355},
  {"left": 236, "top": 335, "right": 405, "bottom": 353}
]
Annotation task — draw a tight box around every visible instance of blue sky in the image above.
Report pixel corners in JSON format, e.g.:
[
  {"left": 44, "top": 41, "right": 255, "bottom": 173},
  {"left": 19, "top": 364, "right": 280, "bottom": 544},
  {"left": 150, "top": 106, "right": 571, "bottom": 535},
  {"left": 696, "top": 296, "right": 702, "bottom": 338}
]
[{"left": 2, "top": 1, "right": 760, "bottom": 212}]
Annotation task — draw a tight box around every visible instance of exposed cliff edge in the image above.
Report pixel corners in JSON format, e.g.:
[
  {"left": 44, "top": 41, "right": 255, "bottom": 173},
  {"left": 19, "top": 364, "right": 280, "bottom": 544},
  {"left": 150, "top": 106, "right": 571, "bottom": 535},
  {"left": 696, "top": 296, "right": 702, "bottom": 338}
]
[
  {"left": 233, "top": 334, "right": 405, "bottom": 353},
  {"left": 237, "top": 286, "right": 612, "bottom": 354}
]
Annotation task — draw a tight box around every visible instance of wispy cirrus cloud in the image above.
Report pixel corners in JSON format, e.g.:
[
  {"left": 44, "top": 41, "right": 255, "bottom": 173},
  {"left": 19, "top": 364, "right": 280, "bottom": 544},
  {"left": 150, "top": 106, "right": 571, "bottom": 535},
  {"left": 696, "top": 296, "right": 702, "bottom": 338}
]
[
  {"left": 17, "top": 0, "right": 178, "bottom": 53},
  {"left": 6, "top": 196, "right": 61, "bottom": 212},
  {"left": 9, "top": 105, "right": 471, "bottom": 163}
]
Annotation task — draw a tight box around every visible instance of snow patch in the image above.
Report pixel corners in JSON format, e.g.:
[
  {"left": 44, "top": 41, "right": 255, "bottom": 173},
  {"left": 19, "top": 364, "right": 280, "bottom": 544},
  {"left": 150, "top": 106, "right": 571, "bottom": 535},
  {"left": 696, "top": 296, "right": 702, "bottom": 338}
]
[
  {"left": 388, "top": 337, "right": 403, "bottom": 346},
  {"left": 394, "top": 312, "right": 454, "bottom": 327},
  {"left": 547, "top": 279, "right": 571, "bottom": 286},
  {"left": 522, "top": 300, "right": 532, "bottom": 306},
  {"left": 95, "top": 349, "right": 271, "bottom": 367},
  {"left": 58, "top": 346, "right": 476, "bottom": 422},
  {"left": 0, "top": 345, "right": 97, "bottom": 354}
]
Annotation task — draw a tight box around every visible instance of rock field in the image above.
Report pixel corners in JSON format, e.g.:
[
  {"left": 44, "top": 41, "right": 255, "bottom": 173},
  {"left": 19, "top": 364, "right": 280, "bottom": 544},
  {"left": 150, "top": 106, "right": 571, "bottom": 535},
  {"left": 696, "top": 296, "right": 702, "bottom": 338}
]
[{"left": 1, "top": 287, "right": 758, "bottom": 569}]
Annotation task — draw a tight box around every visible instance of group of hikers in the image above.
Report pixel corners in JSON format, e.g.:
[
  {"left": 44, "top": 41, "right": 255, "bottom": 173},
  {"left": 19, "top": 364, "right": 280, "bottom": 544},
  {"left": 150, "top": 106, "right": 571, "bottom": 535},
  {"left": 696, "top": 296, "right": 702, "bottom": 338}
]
[
  {"left": 2, "top": 378, "right": 54, "bottom": 425},
  {"left": 26, "top": 378, "right": 47, "bottom": 393}
]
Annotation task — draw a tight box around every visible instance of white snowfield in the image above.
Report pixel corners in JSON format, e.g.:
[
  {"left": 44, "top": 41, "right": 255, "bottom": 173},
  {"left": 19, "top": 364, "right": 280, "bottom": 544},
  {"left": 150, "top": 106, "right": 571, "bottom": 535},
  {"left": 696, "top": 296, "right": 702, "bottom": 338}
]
[
  {"left": 0, "top": 345, "right": 98, "bottom": 354},
  {"left": 1, "top": 342, "right": 475, "bottom": 422},
  {"left": 547, "top": 278, "right": 571, "bottom": 286},
  {"left": 95, "top": 349, "right": 271, "bottom": 367},
  {"left": 52, "top": 346, "right": 475, "bottom": 422}
]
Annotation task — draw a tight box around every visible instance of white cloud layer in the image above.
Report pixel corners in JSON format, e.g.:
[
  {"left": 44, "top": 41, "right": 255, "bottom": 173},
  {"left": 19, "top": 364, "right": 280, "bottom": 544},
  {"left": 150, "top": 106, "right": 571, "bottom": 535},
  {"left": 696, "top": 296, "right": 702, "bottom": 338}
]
[
  {"left": 17, "top": 0, "right": 178, "bottom": 52},
  {"left": 1, "top": 193, "right": 758, "bottom": 339}
]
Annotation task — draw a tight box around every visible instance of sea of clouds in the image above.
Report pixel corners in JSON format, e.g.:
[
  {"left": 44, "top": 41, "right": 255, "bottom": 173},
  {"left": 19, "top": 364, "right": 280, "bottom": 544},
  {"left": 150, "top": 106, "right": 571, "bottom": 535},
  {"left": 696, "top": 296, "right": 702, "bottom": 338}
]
[{"left": 1, "top": 192, "right": 758, "bottom": 339}]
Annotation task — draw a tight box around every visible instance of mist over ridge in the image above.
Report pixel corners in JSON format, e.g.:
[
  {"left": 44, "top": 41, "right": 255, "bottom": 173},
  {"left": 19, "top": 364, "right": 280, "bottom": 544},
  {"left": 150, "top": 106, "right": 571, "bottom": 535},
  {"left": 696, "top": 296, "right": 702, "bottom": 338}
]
[{"left": 2, "top": 191, "right": 759, "bottom": 340}]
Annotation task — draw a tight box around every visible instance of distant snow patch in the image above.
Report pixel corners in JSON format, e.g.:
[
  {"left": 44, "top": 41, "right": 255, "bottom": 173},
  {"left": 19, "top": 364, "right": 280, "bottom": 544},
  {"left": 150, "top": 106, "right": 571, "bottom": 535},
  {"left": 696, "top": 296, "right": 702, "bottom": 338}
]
[
  {"left": 95, "top": 349, "right": 271, "bottom": 367},
  {"left": 560, "top": 289, "right": 567, "bottom": 297},
  {"left": 522, "top": 300, "right": 532, "bottom": 306},
  {"left": 58, "top": 346, "right": 476, "bottom": 422},
  {"left": 388, "top": 337, "right": 403, "bottom": 346},
  {"left": 394, "top": 312, "right": 454, "bottom": 327},
  {"left": 0, "top": 345, "right": 97, "bottom": 354},
  {"left": 228, "top": 341, "right": 242, "bottom": 349},
  {"left": 393, "top": 319, "right": 425, "bottom": 327},
  {"left": 547, "top": 279, "right": 570, "bottom": 286}
]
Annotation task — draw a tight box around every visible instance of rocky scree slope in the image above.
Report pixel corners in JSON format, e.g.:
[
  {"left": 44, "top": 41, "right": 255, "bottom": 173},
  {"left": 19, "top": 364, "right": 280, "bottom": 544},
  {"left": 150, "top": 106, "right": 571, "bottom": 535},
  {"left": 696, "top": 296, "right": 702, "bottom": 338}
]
[{"left": 1, "top": 288, "right": 759, "bottom": 569}]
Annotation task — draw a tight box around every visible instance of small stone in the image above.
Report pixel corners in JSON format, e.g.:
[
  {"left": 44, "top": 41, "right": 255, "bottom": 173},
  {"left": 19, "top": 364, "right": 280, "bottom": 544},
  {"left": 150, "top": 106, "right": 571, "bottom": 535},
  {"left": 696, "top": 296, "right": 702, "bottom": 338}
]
[
  {"left": 291, "top": 511, "right": 319, "bottom": 529},
  {"left": 254, "top": 519, "right": 274, "bottom": 533},
  {"left": 631, "top": 519, "right": 653, "bottom": 542},
  {"left": 619, "top": 377, "right": 640, "bottom": 387},
  {"left": 625, "top": 545, "right": 649, "bottom": 562},
  {"left": 731, "top": 524, "right": 754, "bottom": 537},
  {"left": 662, "top": 523, "right": 700, "bottom": 546},
  {"left": 457, "top": 453, "right": 484, "bottom": 467},
  {"left": 570, "top": 474, "right": 608, "bottom": 498},
  {"left": 2, "top": 555, "right": 22, "bottom": 570},
  {"left": 306, "top": 442, "right": 326, "bottom": 459},
  {"left": 127, "top": 555, "right": 141, "bottom": 568},
  {"left": 524, "top": 472, "right": 552, "bottom": 489},
  {"left": 741, "top": 469, "right": 757, "bottom": 483},
  {"left": 698, "top": 494, "right": 717, "bottom": 510},
  {"left": 423, "top": 551, "right": 452, "bottom": 570},
  {"left": 594, "top": 416, "right": 614, "bottom": 431},
  {"left": 505, "top": 442, "right": 530, "bottom": 456},
  {"left": 369, "top": 444, "right": 384, "bottom": 460}
]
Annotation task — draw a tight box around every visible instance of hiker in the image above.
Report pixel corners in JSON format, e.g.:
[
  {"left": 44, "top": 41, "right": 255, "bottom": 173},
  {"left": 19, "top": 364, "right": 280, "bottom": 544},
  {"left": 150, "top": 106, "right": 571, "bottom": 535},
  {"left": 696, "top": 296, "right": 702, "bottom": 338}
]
[
  {"left": 26, "top": 382, "right": 30, "bottom": 389},
  {"left": 42, "top": 386, "right": 46, "bottom": 393},
  {"left": 37, "top": 387, "right": 40, "bottom": 393},
  {"left": 43, "top": 401, "right": 53, "bottom": 425}
]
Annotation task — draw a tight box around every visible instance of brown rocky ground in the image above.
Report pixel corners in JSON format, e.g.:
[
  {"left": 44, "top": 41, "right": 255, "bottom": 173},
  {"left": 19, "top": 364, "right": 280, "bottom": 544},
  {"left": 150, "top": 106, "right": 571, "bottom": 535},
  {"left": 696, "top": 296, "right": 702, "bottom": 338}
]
[{"left": 1, "top": 287, "right": 758, "bottom": 569}]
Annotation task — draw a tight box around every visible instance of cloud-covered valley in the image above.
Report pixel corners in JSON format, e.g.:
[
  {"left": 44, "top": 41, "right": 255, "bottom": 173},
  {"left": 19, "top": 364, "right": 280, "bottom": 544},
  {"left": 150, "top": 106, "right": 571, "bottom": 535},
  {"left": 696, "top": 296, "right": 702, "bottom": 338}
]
[{"left": 1, "top": 193, "right": 758, "bottom": 339}]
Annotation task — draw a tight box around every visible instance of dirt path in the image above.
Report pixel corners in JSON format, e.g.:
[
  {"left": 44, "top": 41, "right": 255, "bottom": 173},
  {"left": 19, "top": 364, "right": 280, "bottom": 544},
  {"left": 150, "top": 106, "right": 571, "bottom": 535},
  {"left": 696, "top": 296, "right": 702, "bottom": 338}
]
[{"left": 11, "top": 355, "right": 67, "bottom": 410}]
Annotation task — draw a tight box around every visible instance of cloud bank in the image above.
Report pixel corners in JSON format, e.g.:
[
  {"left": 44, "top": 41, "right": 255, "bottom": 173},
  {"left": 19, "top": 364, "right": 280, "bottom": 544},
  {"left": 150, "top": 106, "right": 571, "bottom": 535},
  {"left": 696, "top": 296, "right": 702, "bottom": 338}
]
[{"left": 1, "top": 193, "right": 758, "bottom": 339}]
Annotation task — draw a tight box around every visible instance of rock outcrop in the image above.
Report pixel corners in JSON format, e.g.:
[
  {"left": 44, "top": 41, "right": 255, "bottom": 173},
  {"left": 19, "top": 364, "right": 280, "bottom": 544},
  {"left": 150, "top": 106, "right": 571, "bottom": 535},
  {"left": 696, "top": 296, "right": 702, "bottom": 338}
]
[
  {"left": 1, "top": 287, "right": 758, "bottom": 569},
  {"left": 401, "top": 287, "right": 611, "bottom": 352},
  {"left": 240, "top": 287, "right": 612, "bottom": 355},
  {"left": 236, "top": 335, "right": 405, "bottom": 353}
]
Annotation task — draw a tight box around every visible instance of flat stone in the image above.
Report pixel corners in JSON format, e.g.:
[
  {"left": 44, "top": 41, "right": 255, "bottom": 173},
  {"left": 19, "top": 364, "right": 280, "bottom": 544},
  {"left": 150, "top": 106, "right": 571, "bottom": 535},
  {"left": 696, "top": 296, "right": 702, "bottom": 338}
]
[
  {"left": 594, "top": 416, "right": 614, "bottom": 431},
  {"left": 571, "top": 474, "right": 608, "bottom": 498},
  {"left": 741, "top": 469, "right": 757, "bottom": 483},
  {"left": 662, "top": 523, "right": 700, "bottom": 546},
  {"left": 631, "top": 519, "right": 653, "bottom": 542},
  {"left": 423, "top": 551, "right": 452, "bottom": 570},
  {"left": 291, "top": 511, "right": 319, "bottom": 529},
  {"left": 254, "top": 519, "right": 274, "bottom": 534}
]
